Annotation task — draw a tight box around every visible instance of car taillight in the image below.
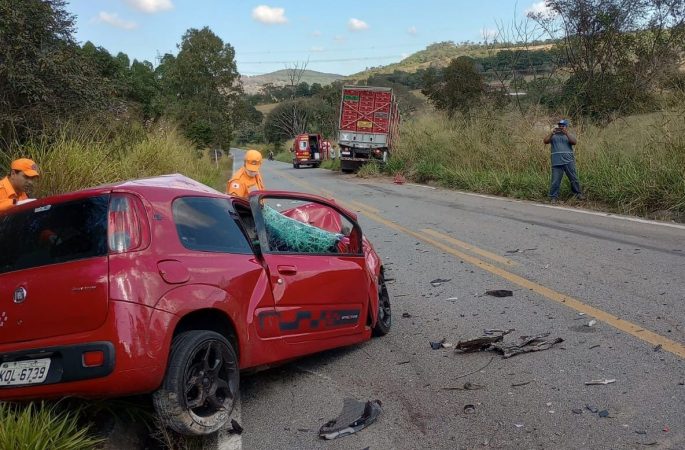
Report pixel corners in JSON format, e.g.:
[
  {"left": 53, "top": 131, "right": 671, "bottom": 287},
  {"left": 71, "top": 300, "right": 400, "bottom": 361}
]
[
  {"left": 108, "top": 194, "right": 141, "bottom": 253},
  {"left": 82, "top": 350, "right": 105, "bottom": 368}
]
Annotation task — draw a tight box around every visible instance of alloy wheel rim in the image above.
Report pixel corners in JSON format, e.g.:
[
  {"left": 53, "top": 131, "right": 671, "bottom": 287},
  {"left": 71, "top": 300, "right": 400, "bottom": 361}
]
[{"left": 183, "top": 340, "right": 236, "bottom": 417}]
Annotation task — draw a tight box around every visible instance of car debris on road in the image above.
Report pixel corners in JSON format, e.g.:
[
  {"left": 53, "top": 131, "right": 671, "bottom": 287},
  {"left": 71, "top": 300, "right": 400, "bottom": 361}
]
[
  {"left": 585, "top": 379, "right": 616, "bottom": 385},
  {"left": 485, "top": 289, "right": 514, "bottom": 297},
  {"left": 455, "top": 331, "right": 563, "bottom": 358},
  {"left": 430, "top": 278, "right": 451, "bottom": 287},
  {"left": 319, "top": 399, "right": 382, "bottom": 440}
]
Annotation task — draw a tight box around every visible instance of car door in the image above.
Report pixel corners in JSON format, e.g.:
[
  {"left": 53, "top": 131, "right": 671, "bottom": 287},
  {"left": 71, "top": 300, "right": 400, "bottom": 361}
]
[{"left": 249, "top": 192, "right": 368, "bottom": 342}]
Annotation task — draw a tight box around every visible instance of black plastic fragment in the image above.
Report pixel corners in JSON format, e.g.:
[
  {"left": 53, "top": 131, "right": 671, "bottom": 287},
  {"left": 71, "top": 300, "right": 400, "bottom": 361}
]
[
  {"left": 319, "top": 399, "right": 382, "bottom": 440},
  {"left": 485, "top": 289, "right": 513, "bottom": 297}
]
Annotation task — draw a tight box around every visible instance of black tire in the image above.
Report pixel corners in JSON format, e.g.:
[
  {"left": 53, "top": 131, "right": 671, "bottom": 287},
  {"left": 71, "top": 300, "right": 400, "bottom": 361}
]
[
  {"left": 314, "top": 163, "right": 322, "bottom": 168},
  {"left": 372, "top": 274, "right": 392, "bottom": 336},
  {"left": 153, "top": 331, "right": 239, "bottom": 436},
  {"left": 293, "top": 162, "right": 300, "bottom": 169}
]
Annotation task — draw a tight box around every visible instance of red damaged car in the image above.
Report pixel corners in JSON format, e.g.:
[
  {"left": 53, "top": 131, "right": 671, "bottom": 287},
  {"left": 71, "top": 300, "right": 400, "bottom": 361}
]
[{"left": 0, "top": 174, "right": 391, "bottom": 435}]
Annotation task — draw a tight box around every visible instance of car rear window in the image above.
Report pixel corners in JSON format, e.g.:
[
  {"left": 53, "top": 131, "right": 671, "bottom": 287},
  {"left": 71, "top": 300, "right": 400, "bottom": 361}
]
[
  {"left": 0, "top": 195, "right": 109, "bottom": 274},
  {"left": 172, "top": 197, "right": 252, "bottom": 254}
]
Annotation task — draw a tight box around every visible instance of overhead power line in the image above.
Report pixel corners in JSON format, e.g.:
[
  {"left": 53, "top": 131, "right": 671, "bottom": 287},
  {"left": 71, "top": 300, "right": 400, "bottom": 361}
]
[{"left": 237, "top": 43, "right": 425, "bottom": 55}]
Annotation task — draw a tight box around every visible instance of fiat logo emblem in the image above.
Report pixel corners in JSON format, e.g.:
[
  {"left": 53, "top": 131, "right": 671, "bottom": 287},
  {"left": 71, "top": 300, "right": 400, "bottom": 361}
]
[{"left": 13, "top": 287, "right": 27, "bottom": 304}]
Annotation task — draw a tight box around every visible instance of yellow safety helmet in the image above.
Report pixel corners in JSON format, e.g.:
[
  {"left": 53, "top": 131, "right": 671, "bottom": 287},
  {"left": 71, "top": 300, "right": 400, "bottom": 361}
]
[{"left": 244, "top": 149, "right": 263, "bottom": 171}]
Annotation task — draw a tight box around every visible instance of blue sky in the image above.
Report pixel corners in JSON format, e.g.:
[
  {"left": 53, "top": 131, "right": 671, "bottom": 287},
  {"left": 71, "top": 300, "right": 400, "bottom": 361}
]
[{"left": 68, "top": 0, "right": 550, "bottom": 76}]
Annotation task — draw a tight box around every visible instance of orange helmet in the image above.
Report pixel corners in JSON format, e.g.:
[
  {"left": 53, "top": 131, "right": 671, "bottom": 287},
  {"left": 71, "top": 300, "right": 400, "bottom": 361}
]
[{"left": 244, "top": 150, "right": 263, "bottom": 171}]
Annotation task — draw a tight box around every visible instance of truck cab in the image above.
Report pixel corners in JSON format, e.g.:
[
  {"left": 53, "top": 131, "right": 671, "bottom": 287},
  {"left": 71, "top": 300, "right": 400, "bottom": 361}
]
[{"left": 291, "top": 133, "right": 325, "bottom": 169}]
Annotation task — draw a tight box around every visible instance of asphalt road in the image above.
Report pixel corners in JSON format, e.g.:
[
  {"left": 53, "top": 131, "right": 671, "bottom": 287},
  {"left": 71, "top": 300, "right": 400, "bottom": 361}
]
[{"left": 227, "top": 149, "right": 685, "bottom": 450}]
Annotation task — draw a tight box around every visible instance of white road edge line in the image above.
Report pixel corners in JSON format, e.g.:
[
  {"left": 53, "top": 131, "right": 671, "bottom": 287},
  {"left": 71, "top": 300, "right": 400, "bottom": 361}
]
[{"left": 409, "top": 186, "right": 685, "bottom": 231}]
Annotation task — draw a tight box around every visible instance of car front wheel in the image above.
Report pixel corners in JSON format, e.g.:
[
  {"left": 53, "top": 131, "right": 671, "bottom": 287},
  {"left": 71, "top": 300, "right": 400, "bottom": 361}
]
[
  {"left": 372, "top": 274, "right": 392, "bottom": 336},
  {"left": 153, "top": 330, "right": 239, "bottom": 435}
]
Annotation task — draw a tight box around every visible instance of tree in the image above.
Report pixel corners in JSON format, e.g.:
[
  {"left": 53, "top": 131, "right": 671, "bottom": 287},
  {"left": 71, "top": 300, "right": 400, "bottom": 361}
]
[
  {"left": 157, "top": 27, "right": 242, "bottom": 148},
  {"left": 262, "top": 97, "right": 337, "bottom": 144},
  {"left": 233, "top": 99, "right": 264, "bottom": 144},
  {"left": 310, "top": 83, "right": 323, "bottom": 96},
  {"left": 0, "top": 0, "right": 108, "bottom": 145},
  {"left": 531, "top": 0, "right": 685, "bottom": 119},
  {"left": 129, "top": 60, "right": 159, "bottom": 118},
  {"left": 263, "top": 99, "right": 309, "bottom": 144},
  {"left": 295, "top": 82, "right": 311, "bottom": 97},
  {"left": 422, "top": 57, "right": 485, "bottom": 116}
]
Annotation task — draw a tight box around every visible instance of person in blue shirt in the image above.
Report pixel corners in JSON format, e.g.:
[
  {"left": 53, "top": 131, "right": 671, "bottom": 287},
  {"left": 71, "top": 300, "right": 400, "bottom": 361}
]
[{"left": 543, "top": 119, "right": 585, "bottom": 203}]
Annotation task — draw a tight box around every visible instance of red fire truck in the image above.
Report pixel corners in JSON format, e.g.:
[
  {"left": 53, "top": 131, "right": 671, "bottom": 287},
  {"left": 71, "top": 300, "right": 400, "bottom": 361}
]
[
  {"left": 337, "top": 86, "right": 399, "bottom": 173},
  {"left": 291, "top": 133, "right": 331, "bottom": 169}
]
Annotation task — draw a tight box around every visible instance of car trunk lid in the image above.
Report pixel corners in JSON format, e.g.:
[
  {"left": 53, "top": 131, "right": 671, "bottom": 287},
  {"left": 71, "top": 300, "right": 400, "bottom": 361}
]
[{"left": 0, "top": 194, "right": 111, "bottom": 344}]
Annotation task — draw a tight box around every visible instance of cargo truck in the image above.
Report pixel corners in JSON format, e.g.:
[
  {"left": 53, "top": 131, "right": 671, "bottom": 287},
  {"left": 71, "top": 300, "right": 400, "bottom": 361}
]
[{"left": 337, "top": 86, "right": 399, "bottom": 173}]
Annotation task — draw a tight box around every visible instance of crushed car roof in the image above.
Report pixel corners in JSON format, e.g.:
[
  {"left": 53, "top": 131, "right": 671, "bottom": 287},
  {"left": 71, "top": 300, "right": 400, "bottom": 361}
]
[{"left": 109, "top": 174, "right": 222, "bottom": 194}]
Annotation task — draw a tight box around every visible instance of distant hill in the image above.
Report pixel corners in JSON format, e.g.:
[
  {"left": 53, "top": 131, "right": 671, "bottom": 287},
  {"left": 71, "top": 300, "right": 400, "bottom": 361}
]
[
  {"left": 347, "top": 41, "right": 555, "bottom": 81},
  {"left": 242, "top": 69, "right": 344, "bottom": 94}
]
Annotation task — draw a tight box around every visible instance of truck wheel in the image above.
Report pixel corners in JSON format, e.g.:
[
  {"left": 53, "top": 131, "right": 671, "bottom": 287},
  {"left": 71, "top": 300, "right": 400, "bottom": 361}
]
[
  {"left": 153, "top": 330, "right": 239, "bottom": 436},
  {"left": 372, "top": 274, "right": 392, "bottom": 336},
  {"left": 293, "top": 162, "right": 300, "bottom": 169}
]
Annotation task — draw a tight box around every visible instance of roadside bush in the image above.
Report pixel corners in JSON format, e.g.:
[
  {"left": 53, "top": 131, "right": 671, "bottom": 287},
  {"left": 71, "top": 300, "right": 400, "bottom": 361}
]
[
  {"left": 357, "top": 162, "right": 382, "bottom": 178},
  {"left": 392, "top": 108, "right": 685, "bottom": 216},
  {"left": 321, "top": 158, "right": 340, "bottom": 171},
  {"left": 0, "top": 402, "right": 103, "bottom": 450},
  {"left": 1, "top": 121, "right": 225, "bottom": 198}
]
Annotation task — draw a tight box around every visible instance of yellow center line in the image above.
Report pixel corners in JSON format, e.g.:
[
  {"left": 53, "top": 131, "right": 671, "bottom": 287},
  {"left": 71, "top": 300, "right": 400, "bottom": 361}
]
[
  {"left": 268, "top": 165, "right": 685, "bottom": 359},
  {"left": 422, "top": 228, "right": 517, "bottom": 267},
  {"left": 345, "top": 199, "right": 381, "bottom": 214}
]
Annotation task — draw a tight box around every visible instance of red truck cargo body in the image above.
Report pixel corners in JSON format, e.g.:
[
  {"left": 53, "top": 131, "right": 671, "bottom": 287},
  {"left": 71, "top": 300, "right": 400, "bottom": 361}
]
[{"left": 338, "top": 86, "right": 399, "bottom": 172}]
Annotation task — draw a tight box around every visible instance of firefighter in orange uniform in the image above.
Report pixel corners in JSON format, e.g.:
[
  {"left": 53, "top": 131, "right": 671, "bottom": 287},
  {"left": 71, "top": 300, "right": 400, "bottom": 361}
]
[
  {"left": 0, "top": 158, "right": 40, "bottom": 212},
  {"left": 226, "top": 150, "right": 265, "bottom": 200}
]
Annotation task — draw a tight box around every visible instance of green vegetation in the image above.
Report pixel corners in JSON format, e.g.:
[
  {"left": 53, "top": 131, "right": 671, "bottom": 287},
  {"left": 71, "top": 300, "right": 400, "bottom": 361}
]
[
  {"left": 422, "top": 57, "right": 487, "bottom": 116},
  {"left": 0, "top": 402, "right": 103, "bottom": 450},
  {"left": 1, "top": 0, "right": 249, "bottom": 152},
  {"left": 348, "top": 41, "right": 555, "bottom": 80},
  {"left": 391, "top": 108, "right": 685, "bottom": 216},
  {"left": 1, "top": 123, "right": 227, "bottom": 198}
]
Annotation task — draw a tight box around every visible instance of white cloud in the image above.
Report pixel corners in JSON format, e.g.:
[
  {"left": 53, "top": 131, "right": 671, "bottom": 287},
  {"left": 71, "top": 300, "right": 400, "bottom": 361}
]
[
  {"left": 96, "top": 11, "right": 138, "bottom": 30},
  {"left": 311, "top": 30, "right": 322, "bottom": 37},
  {"left": 526, "top": 1, "right": 556, "bottom": 17},
  {"left": 401, "top": 53, "right": 410, "bottom": 59},
  {"left": 333, "top": 35, "right": 347, "bottom": 43},
  {"left": 252, "top": 5, "right": 288, "bottom": 24},
  {"left": 310, "top": 46, "right": 324, "bottom": 52},
  {"left": 124, "top": 0, "right": 173, "bottom": 13},
  {"left": 480, "top": 28, "right": 498, "bottom": 41},
  {"left": 407, "top": 26, "right": 417, "bottom": 36},
  {"left": 348, "top": 18, "right": 369, "bottom": 32}
]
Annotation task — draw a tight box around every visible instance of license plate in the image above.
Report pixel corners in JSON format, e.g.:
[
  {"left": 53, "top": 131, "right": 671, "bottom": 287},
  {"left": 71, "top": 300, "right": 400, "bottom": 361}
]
[{"left": 0, "top": 358, "right": 51, "bottom": 386}]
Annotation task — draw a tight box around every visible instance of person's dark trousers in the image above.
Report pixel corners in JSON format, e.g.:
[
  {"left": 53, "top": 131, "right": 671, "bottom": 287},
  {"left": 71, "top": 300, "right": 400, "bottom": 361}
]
[{"left": 549, "top": 161, "right": 582, "bottom": 199}]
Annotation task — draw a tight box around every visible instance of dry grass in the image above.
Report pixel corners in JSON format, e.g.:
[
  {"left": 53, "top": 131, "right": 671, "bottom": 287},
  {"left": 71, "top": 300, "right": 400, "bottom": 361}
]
[
  {"left": 254, "top": 103, "right": 279, "bottom": 115},
  {"left": 391, "top": 106, "right": 685, "bottom": 216},
  {"left": 1, "top": 122, "right": 225, "bottom": 198}
]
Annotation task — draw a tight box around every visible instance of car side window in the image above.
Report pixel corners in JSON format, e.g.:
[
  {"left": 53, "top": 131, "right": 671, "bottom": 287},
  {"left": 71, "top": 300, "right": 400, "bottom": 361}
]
[
  {"left": 173, "top": 197, "right": 252, "bottom": 254},
  {"left": 259, "top": 198, "right": 361, "bottom": 256}
]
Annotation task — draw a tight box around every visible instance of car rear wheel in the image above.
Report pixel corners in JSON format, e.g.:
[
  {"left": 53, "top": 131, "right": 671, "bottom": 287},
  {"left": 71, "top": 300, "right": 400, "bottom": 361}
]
[
  {"left": 373, "top": 274, "right": 392, "bottom": 336},
  {"left": 153, "top": 330, "right": 239, "bottom": 436}
]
